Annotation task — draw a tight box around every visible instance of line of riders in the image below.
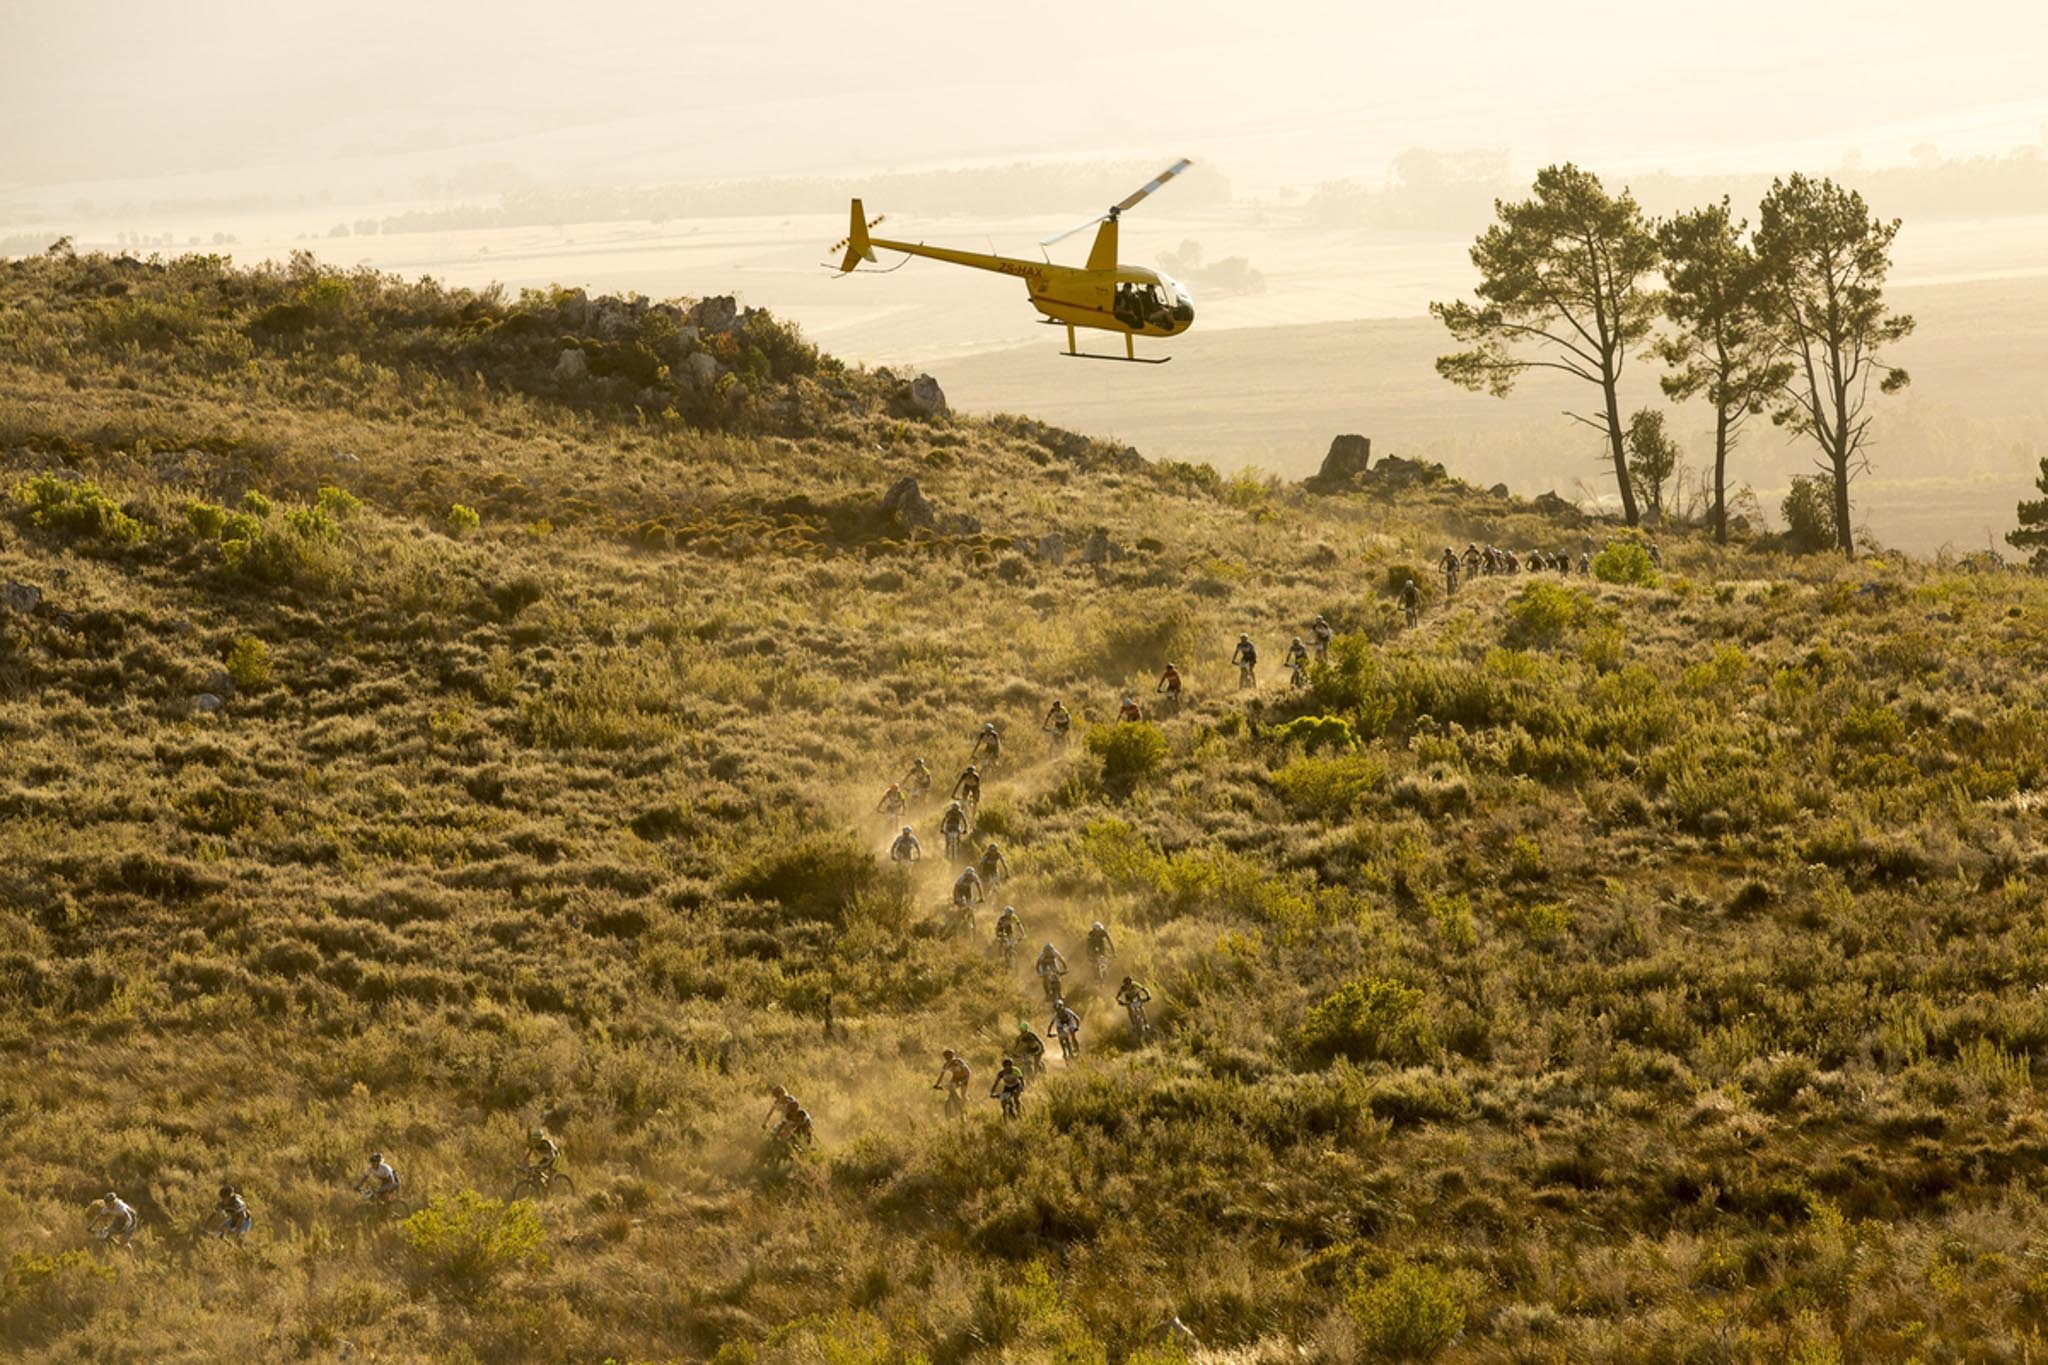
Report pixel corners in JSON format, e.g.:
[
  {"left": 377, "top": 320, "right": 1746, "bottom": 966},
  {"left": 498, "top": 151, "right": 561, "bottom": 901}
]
[
  {"left": 1435, "top": 539, "right": 1661, "bottom": 599},
  {"left": 83, "top": 1130, "right": 564, "bottom": 1249}
]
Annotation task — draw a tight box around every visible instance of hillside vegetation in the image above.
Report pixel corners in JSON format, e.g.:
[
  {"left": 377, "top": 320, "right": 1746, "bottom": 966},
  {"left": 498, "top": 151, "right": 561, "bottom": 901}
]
[{"left": 5, "top": 249, "right": 2048, "bottom": 1362}]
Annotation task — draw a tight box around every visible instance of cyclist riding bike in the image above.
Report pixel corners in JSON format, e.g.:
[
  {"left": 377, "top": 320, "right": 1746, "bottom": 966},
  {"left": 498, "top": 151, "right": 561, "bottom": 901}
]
[
  {"left": 1441, "top": 547, "right": 1460, "bottom": 596},
  {"left": 1042, "top": 701, "right": 1072, "bottom": 745},
  {"left": 1285, "top": 637, "right": 1310, "bottom": 689},
  {"left": 977, "top": 840, "right": 1009, "bottom": 890},
  {"left": 1116, "top": 976, "right": 1155, "bottom": 1041},
  {"left": 357, "top": 1152, "right": 401, "bottom": 1204},
  {"left": 875, "top": 783, "right": 906, "bottom": 816},
  {"left": 1118, "top": 695, "right": 1143, "bottom": 723},
  {"left": 782, "top": 1108, "right": 816, "bottom": 1150},
  {"left": 939, "top": 800, "right": 970, "bottom": 860},
  {"left": 1156, "top": 663, "right": 1183, "bottom": 712},
  {"left": 208, "top": 1184, "right": 252, "bottom": 1238},
  {"left": 89, "top": 1192, "right": 139, "bottom": 1245},
  {"left": 1011, "top": 1021, "right": 1048, "bottom": 1079},
  {"left": 952, "top": 764, "right": 982, "bottom": 811},
  {"left": 890, "top": 825, "right": 922, "bottom": 863},
  {"left": 1400, "top": 579, "right": 1421, "bottom": 628},
  {"left": 765, "top": 1086, "right": 802, "bottom": 1137},
  {"left": 994, "top": 905, "right": 1023, "bottom": 965},
  {"left": 952, "top": 866, "right": 985, "bottom": 925},
  {"left": 522, "top": 1127, "right": 560, "bottom": 1184},
  {"left": 971, "top": 722, "right": 1002, "bottom": 767},
  {"left": 1463, "top": 543, "right": 1481, "bottom": 578},
  {"left": 1048, "top": 998, "right": 1082, "bottom": 1059},
  {"left": 903, "top": 757, "right": 933, "bottom": 799},
  {"left": 990, "top": 1057, "right": 1027, "bottom": 1119},
  {"left": 1310, "top": 616, "right": 1333, "bottom": 660},
  {"left": 1034, "top": 942, "right": 1068, "bottom": 1001},
  {"left": 1086, "top": 921, "right": 1114, "bottom": 980},
  {"left": 933, "top": 1048, "right": 972, "bottom": 1120},
  {"left": 1231, "top": 634, "right": 1258, "bottom": 689}
]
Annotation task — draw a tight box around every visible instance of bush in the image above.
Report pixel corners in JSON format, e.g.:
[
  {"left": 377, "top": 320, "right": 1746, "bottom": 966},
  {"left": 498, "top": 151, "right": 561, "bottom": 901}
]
[
  {"left": 226, "top": 637, "right": 271, "bottom": 690},
  {"left": 1086, "top": 721, "right": 1168, "bottom": 791},
  {"left": 446, "top": 503, "right": 481, "bottom": 538},
  {"left": 1300, "top": 977, "right": 1432, "bottom": 1064},
  {"left": 1348, "top": 1260, "right": 1466, "bottom": 1360},
  {"left": 184, "top": 499, "right": 228, "bottom": 539},
  {"left": 1270, "top": 714, "right": 1360, "bottom": 754},
  {"left": 241, "top": 489, "right": 273, "bottom": 518},
  {"left": 316, "top": 485, "right": 362, "bottom": 521},
  {"left": 11, "top": 474, "right": 144, "bottom": 544},
  {"left": 402, "top": 1190, "right": 547, "bottom": 1300},
  {"left": 1503, "top": 581, "right": 1589, "bottom": 648},
  {"left": 1591, "top": 540, "right": 1658, "bottom": 587},
  {"left": 1782, "top": 475, "right": 1838, "bottom": 553},
  {"left": 1, "top": 1249, "right": 113, "bottom": 1345},
  {"left": 1270, "top": 751, "right": 1383, "bottom": 819}
]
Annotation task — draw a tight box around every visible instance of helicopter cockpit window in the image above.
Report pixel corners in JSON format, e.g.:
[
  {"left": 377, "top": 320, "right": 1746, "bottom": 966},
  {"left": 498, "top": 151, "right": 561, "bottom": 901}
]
[{"left": 1114, "top": 282, "right": 1171, "bottom": 328}]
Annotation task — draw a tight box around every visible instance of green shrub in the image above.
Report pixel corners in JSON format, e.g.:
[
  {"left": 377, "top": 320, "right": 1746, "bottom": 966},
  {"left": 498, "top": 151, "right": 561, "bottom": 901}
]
[
  {"left": 402, "top": 1190, "right": 547, "bottom": 1300},
  {"left": 11, "top": 474, "right": 144, "bottom": 544},
  {"left": 1782, "top": 475, "right": 1838, "bottom": 553},
  {"left": 1086, "top": 721, "right": 1168, "bottom": 791},
  {"left": 226, "top": 637, "right": 271, "bottom": 690},
  {"left": 184, "top": 499, "right": 229, "bottom": 539},
  {"left": 1348, "top": 1260, "right": 1465, "bottom": 1360},
  {"left": 1270, "top": 751, "right": 1383, "bottom": 819},
  {"left": 1503, "top": 581, "right": 1589, "bottom": 648},
  {"left": 1300, "top": 977, "right": 1432, "bottom": 1064},
  {"left": 446, "top": 503, "right": 481, "bottom": 538},
  {"left": 241, "top": 488, "right": 273, "bottom": 518},
  {"left": 1, "top": 1249, "right": 114, "bottom": 1344},
  {"left": 726, "top": 830, "right": 886, "bottom": 924},
  {"left": 1591, "top": 540, "right": 1658, "bottom": 587},
  {"left": 1270, "top": 713, "right": 1360, "bottom": 754}
]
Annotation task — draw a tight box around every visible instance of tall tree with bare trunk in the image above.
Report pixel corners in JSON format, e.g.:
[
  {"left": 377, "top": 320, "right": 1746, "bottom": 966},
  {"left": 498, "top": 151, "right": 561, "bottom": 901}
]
[
  {"left": 1653, "top": 200, "right": 1791, "bottom": 543},
  {"left": 1431, "top": 164, "right": 1660, "bottom": 525},
  {"left": 1753, "top": 175, "right": 1913, "bottom": 558}
]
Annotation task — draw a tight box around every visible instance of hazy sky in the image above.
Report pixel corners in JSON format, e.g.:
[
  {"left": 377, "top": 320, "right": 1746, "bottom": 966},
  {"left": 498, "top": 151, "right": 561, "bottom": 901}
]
[{"left": 5, "top": 0, "right": 2047, "bottom": 197}]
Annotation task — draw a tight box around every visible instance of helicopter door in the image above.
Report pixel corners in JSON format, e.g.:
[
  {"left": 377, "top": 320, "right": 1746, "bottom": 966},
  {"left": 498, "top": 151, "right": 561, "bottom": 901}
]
[{"left": 1112, "top": 283, "right": 1165, "bottom": 330}]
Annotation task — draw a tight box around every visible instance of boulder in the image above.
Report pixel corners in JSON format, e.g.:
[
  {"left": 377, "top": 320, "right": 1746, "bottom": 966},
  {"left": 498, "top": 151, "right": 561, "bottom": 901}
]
[
  {"left": 1489, "top": 483, "right": 1510, "bottom": 499},
  {"left": 592, "top": 297, "right": 637, "bottom": 341},
  {"left": 194, "top": 693, "right": 225, "bottom": 715},
  {"left": 553, "top": 348, "right": 589, "bottom": 382},
  {"left": 203, "top": 669, "right": 237, "bottom": 700},
  {"left": 689, "top": 295, "right": 740, "bottom": 334},
  {"left": 1361, "top": 454, "right": 1445, "bottom": 491},
  {"left": 0, "top": 581, "right": 41, "bottom": 614},
  {"left": 1317, "top": 434, "right": 1372, "bottom": 482},
  {"left": 685, "top": 352, "right": 721, "bottom": 389},
  {"left": 1080, "top": 528, "right": 1122, "bottom": 565},
  {"left": 879, "top": 477, "right": 937, "bottom": 531},
  {"left": 1533, "top": 491, "right": 1580, "bottom": 519},
  {"left": 1037, "top": 532, "right": 1066, "bottom": 565},
  {"left": 905, "top": 373, "right": 948, "bottom": 417},
  {"left": 556, "top": 288, "right": 590, "bottom": 331}
]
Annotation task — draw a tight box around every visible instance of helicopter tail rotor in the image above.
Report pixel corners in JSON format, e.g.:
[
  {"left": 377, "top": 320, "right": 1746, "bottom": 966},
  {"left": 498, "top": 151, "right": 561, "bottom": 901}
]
[
  {"left": 832, "top": 199, "right": 885, "bottom": 273},
  {"left": 1040, "top": 158, "right": 1191, "bottom": 248}
]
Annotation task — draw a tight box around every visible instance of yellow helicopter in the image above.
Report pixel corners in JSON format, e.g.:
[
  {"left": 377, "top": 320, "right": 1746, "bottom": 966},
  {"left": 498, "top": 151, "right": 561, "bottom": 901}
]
[{"left": 831, "top": 159, "right": 1196, "bottom": 363}]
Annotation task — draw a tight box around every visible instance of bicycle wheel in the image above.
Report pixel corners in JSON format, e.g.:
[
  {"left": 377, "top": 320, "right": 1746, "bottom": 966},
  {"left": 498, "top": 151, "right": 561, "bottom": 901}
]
[{"left": 542, "top": 1173, "right": 575, "bottom": 1200}]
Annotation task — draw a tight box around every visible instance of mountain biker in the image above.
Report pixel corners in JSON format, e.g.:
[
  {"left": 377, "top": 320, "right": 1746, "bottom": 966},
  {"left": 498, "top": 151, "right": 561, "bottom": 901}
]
[
  {"left": 357, "top": 1152, "right": 400, "bottom": 1203},
  {"left": 1578, "top": 550, "right": 1591, "bottom": 575},
  {"left": 783, "top": 1108, "right": 816, "bottom": 1149},
  {"left": 971, "top": 722, "right": 1001, "bottom": 765},
  {"left": 1011, "top": 1020, "right": 1048, "bottom": 1077},
  {"left": 1118, "top": 694, "right": 1144, "bottom": 723},
  {"left": 952, "top": 764, "right": 982, "bottom": 807},
  {"left": 990, "top": 1057, "right": 1026, "bottom": 1117},
  {"left": 1441, "top": 547, "right": 1460, "bottom": 596},
  {"left": 934, "top": 1048, "right": 972, "bottom": 1117},
  {"left": 1156, "top": 663, "right": 1183, "bottom": 706},
  {"left": 977, "top": 840, "right": 1010, "bottom": 889},
  {"left": 1048, "top": 998, "right": 1082, "bottom": 1057},
  {"left": 952, "top": 865, "right": 985, "bottom": 914},
  {"left": 764, "top": 1085, "right": 802, "bottom": 1136},
  {"left": 1310, "top": 615, "right": 1333, "bottom": 659},
  {"left": 1504, "top": 550, "right": 1521, "bottom": 574},
  {"left": 1285, "top": 637, "right": 1310, "bottom": 688},
  {"left": 89, "top": 1192, "right": 139, "bottom": 1243},
  {"left": 939, "top": 800, "right": 969, "bottom": 859},
  {"left": 210, "top": 1184, "right": 252, "bottom": 1237},
  {"left": 890, "top": 825, "right": 922, "bottom": 863},
  {"left": 523, "top": 1127, "right": 559, "bottom": 1178},
  {"left": 1042, "top": 701, "right": 1071, "bottom": 743},
  {"left": 1116, "top": 975, "right": 1153, "bottom": 1037},
  {"left": 1463, "top": 543, "right": 1481, "bottom": 578},
  {"left": 1035, "top": 942, "right": 1067, "bottom": 1000},
  {"left": 1231, "top": 634, "right": 1258, "bottom": 689},
  {"left": 1086, "top": 921, "right": 1114, "bottom": 976},
  {"left": 994, "top": 904, "right": 1022, "bottom": 957},
  {"left": 1400, "top": 578, "right": 1421, "bottom": 627},
  {"left": 876, "top": 783, "right": 906, "bottom": 816},
  {"left": 904, "top": 757, "right": 933, "bottom": 798}
]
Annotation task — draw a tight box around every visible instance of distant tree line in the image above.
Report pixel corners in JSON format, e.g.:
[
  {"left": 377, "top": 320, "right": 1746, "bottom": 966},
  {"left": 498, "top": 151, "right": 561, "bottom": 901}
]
[{"left": 1431, "top": 165, "right": 1914, "bottom": 557}]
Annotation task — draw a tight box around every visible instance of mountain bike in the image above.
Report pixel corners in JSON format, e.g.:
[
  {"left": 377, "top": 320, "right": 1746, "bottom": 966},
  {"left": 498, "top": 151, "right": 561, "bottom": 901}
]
[
  {"left": 1124, "top": 999, "right": 1156, "bottom": 1045},
  {"left": 202, "top": 1209, "right": 252, "bottom": 1241},
  {"left": 935, "top": 1083, "right": 966, "bottom": 1122},
  {"left": 996, "top": 1087, "right": 1023, "bottom": 1120},
  {"left": 1054, "top": 1025, "right": 1081, "bottom": 1061},
  {"left": 507, "top": 1166, "right": 576, "bottom": 1202}
]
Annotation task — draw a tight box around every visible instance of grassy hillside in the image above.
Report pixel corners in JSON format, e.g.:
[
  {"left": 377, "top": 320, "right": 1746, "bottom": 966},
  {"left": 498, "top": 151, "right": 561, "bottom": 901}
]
[{"left": 5, "top": 249, "right": 2048, "bottom": 1361}]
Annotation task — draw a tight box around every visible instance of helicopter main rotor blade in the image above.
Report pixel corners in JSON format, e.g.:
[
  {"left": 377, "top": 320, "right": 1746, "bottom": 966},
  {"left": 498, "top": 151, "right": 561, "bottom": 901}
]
[
  {"left": 1112, "top": 158, "right": 1192, "bottom": 214},
  {"left": 1040, "top": 212, "right": 1107, "bottom": 249}
]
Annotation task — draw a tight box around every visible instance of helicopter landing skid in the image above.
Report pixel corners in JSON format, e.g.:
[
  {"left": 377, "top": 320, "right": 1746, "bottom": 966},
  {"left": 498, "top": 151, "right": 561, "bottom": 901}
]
[{"left": 1054, "top": 322, "right": 1172, "bottom": 363}]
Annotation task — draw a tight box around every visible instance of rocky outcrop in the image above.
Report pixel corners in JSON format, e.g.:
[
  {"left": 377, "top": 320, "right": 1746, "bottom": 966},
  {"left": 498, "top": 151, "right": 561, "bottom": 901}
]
[
  {"left": 904, "top": 373, "right": 947, "bottom": 417},
  {"left": 1313, "top": 434, "right": 1372, "bottom": 486},
  {"left": 879, "top": 477, "right": 937, "bottom": 531},
  {"left": 554, "top": 348, "right": 589, "bottom": 382},
  {"left": 1079, "top": 528, "right": 1122, "bottom": 565},
  {"left": 1364, "top": 454, "right": 1446, "bottom": 492}
]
